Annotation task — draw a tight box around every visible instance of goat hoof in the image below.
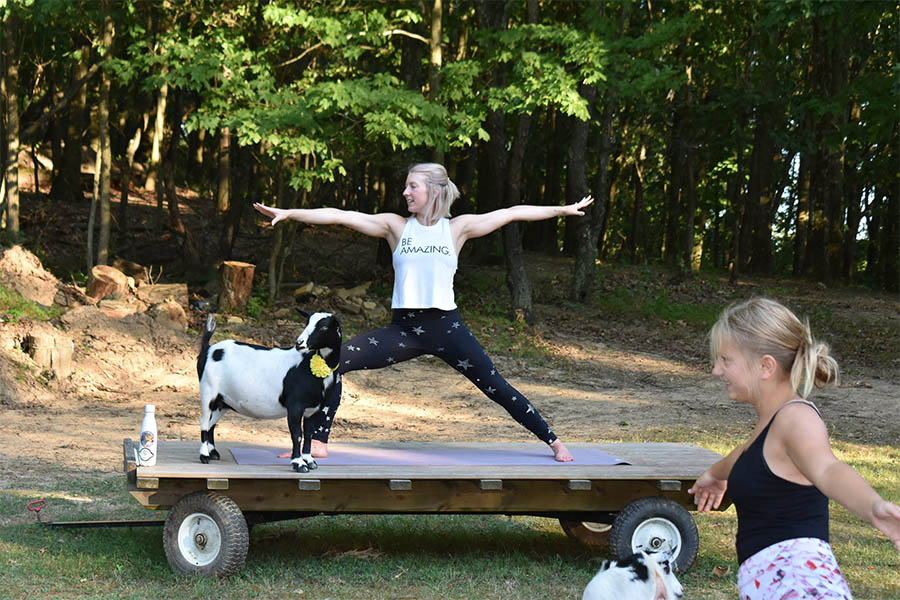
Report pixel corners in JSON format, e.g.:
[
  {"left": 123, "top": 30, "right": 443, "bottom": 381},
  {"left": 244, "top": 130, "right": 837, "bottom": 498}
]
[
  {"left": 200, "top": 455, "right": 210, "bottom": 464},
  {"left": 308, "top": 460, "right": 318, "bottom": 470},
  {"left": 209, "top": 449, "right": 220, "bottom": 461},
  {"left": 293, "top": 463, "right": 309, "bottom": 473}
]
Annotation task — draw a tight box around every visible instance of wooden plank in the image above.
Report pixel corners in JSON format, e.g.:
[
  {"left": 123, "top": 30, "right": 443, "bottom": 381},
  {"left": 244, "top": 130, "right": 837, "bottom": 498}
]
[
  {"left": 132, "top": 441, "right": 722, "bottom": 482},
  {"left": 130, "top": 477, "right": 689, "bottom": 513}
]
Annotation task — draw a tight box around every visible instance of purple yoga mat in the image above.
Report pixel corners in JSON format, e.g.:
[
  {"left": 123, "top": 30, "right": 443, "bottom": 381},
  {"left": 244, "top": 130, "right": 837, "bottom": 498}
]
[{"left": 230, "top": 444, "right": 629, "bottom": 466}]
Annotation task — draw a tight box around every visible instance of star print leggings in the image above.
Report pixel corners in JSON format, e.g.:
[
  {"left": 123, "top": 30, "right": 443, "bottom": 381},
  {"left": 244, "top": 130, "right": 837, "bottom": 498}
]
[{"left": 307, "top": 308, "right": 559, "bottom": 446}]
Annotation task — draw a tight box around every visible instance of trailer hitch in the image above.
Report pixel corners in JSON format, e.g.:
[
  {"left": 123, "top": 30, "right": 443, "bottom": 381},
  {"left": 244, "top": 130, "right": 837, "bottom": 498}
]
[{"left": 27, "top": 498, "right": 164, "bottom": 529}]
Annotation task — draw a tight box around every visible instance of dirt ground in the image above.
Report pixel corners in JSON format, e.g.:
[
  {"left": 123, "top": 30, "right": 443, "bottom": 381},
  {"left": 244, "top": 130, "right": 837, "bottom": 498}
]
[
  {"left": 1, "top": 179, "right": 898, "bottom": 503},
  {"left": 2, "top": 252, "right": 898, "bottom": 498}
]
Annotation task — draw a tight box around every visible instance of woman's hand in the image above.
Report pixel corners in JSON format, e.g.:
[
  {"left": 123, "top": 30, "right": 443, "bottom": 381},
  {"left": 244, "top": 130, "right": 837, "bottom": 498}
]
[
  {"left": 872, "top": 499, "right": 900, "bottom": 555},
  {"left": 253, "top": 202, "right": 287, "bottom": 226},
  {"left": 688, "top": 470, "right": 728, "bottom": 512},
  {"left": 561, "top": 195, "right": 594, "bottom": 216}
]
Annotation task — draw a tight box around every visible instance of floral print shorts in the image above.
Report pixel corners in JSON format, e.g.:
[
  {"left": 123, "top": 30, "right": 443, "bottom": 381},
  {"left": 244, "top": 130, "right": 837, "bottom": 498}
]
[{"left": 737, "top": 537, "right": 853, "bottom": 600}]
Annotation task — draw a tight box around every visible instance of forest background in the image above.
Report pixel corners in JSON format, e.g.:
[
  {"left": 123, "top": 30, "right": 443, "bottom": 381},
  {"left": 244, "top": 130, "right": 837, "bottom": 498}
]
[
  {"left": 0, "top": 0, "right": 897, "bottom": 309},
  {"left": 1, "top": 2, "right": 899, "bottom": 598}
]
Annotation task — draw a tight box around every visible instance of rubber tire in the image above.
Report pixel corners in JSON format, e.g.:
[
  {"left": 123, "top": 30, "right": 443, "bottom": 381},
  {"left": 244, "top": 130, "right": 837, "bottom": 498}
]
[
  {"left": 163, "top": 491, "right": 249, "bottom": 577},
  {"left": 559, "top": 519, "right": 612, "bottom": 549},
  {"left": 608, "top": 497, "right": 699, "bottom": 573}
]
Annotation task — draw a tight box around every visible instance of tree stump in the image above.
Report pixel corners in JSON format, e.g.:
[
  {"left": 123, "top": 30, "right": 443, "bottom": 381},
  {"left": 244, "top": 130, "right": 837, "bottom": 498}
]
[
  {"left": 87, "top": 265, "right": 130, "bottom": 300},
  {"left": 219, "top": 261, "right": 255, "bottom": 314},
  {"left": 26, "top": 332, "right": 73, "bottom": 379}
]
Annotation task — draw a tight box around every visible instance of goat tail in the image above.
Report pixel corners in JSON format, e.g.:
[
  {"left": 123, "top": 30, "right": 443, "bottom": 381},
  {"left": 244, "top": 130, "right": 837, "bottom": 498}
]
[
  {"left": 197, "top": 314, "right": 217, "bottom": 380},
  {"left": 201, "top": 314, "right": 216, "bottom": 352}
]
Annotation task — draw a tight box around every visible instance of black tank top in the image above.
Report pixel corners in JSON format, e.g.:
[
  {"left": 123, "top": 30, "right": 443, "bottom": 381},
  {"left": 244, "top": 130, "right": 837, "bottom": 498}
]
[{"left": 727, "top": 401, "right": 830, "bottom": 564}]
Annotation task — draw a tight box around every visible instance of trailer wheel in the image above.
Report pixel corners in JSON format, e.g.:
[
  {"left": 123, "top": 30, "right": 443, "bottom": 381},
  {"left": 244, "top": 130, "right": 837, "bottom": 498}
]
[
  {"left": 558, "top": 519, "right": 611, "bottom": 549},
  {"left": 608, "top": 497, "right": 698, "bottom": 572},
  {"left": 163, "top": 492, "right": 249, "bottom": 577}
]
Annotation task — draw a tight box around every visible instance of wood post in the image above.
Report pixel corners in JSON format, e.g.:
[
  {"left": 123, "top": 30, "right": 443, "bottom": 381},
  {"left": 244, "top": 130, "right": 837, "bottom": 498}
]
[
  {"left": 25, "top": 332, "right": 73, "bottom": 379},
  {"left": 219, "top": 261, "right": 255, "bottom": 314}
]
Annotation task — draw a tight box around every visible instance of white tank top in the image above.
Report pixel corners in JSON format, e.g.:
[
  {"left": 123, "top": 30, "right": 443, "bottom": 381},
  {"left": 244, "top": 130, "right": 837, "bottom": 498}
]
[{"left": 391, "top": 218, "right": 457, "bottom": 309}]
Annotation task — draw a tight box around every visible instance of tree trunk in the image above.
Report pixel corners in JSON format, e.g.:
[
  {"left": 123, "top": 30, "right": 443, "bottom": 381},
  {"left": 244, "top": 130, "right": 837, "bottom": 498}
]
[
  {"left": 628, "top": 144, "right": 646, "bottom": 264},
  {"left": 3, "top": 11, "right": 20, "bottom": 236},
  {"left": 793, "top": 149, "right": 811, "bottom": 276},
  {"left": 744, "top": 117, "right": 777, "bottom": 275},
  {"left": 145, "top": 80, "right": 167, "bottom": 192},
  {"left": 117, "top": 124, "right": 142, "bottom": 247},
  {"left": 429, "top": 0, "right": 443, "bottom": 164},
  {"left": 864, "top": 190, "right": 881, "bottom": 285},
  {"left": 219, "top": 143, "right": 252, "bottom": 261},
  {"left": 683, "top": 143, "right": 698, "bottom": 270},
  {"left": 663, "top": 101, "right": 684, "bottom": 266},
  {"left": 807, "top": 13, "right": 847, "bottom": 283},
  {"left": 164, "top": 90, "right": 201, "bottom": 272},
  {"left": 526, "top": 109, "right": 563, "bottom": 254},
  {"left": 86, "top": 142, "right": 100, "bottom": 271},
  {"left": 569, "top": 83, "right": 598, "bottom": 303},
  {"left": 216, "top": 127, "right": 230, "bottom": 214},
  {"left": 96, "top": 0, "right": 114, "bottom": 266},
  {"left": 502, "top": 112, "right": 534, "bottom": 321},
  {"left": 881, "top": 183, "right": 899, "bottom": 292},
  {"left": 50, "top": 43, "right": 89, "bottom": 204},
  {"left": 728, "top": 124, "right": 747, "bottom": 283},
  {"left": 498, "top": 0, "right": 537, "bottom": 321}
]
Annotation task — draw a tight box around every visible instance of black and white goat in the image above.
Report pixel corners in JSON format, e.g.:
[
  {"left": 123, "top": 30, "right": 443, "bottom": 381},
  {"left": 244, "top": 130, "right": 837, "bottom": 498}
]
[
  {"left": 196, "top": 311, "right": 341, "bottom": 472},
  {"left": 582, "top": 549, "right": 683, "bottom": 600}
]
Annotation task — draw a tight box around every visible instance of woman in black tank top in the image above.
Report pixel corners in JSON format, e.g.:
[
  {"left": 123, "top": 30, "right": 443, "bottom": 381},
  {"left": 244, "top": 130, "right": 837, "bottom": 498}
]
[{"left": 688, "top": 298, "right": 900, "bottom": 599}]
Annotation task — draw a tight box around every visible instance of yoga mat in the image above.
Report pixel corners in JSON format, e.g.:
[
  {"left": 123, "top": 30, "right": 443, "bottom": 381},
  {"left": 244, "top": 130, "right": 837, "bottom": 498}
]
[{"left": 230, "top": 444, "right": 629, "bottom": 467}]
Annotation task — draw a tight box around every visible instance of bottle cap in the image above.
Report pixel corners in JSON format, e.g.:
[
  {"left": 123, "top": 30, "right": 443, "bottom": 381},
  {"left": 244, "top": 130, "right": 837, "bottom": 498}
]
[{"left": 145, "top": 404, "right": 156, "bottom": 413}]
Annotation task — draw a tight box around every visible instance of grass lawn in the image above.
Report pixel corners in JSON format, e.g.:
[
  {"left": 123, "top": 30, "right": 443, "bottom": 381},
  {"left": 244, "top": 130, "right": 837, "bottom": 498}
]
[{"left": 2, "top": 433, "right": 897, "bottom": 599}]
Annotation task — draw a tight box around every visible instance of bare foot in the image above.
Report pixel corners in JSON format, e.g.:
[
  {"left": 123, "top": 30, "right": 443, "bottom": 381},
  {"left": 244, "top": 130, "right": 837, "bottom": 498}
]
[
  {"left": 550, "top": 439, "right": 574, "bottom": 462},
  {"left": 277, "top": 440, "right": 328, "bottom": 459},
  {"left": 311, "top": 440, "right": 328, "bottom": 458}
]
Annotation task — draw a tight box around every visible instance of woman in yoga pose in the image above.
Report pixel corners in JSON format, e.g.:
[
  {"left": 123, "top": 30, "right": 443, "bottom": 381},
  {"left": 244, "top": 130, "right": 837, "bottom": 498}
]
[{"left": 254, "top": 162, "right": 592, "bottom": 462}]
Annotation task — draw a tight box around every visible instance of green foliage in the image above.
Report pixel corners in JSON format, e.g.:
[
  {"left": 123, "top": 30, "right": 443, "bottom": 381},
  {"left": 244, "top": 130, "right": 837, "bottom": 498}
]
[
  {"left": 246, "top": 286, "right": 271, "bottom": 318},
  {"left": 0, "top": 284, "right": 61, "bottom": 323}
]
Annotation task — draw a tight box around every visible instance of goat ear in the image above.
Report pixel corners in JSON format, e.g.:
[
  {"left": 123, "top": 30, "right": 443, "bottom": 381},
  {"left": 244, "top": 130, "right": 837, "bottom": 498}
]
[{"left": 296, "top": 308, "right": 311, "bottom": 319}]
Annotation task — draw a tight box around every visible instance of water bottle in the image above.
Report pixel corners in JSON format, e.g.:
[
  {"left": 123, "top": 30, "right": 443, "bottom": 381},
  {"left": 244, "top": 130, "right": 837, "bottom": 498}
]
[{"left": 138, "top": 404, "right": 158, "bottom": 466}]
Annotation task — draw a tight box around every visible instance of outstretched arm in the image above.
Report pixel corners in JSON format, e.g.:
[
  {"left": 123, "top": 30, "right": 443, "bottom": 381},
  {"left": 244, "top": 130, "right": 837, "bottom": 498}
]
[
  {"left": 783, "top": 412, "right": 900, "bottom": 555},
  {"left": 253, "top": 203, "right": 406, "bottom": 248},
  {"left": 452, "top": 196, "right": 594, "bottom": 246}
]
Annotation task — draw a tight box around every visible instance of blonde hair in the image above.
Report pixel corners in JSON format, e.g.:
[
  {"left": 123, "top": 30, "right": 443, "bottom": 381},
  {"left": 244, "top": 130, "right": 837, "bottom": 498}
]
[
  {"left": 709, "top": 297, "right": 839, "bottom": 399},
  {"left": 408, "top": 163, "right": 460, "bottom": 225}
]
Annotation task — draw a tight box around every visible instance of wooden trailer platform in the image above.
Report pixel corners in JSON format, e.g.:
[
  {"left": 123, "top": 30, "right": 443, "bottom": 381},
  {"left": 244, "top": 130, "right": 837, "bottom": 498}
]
[{"left": 123, "top": 439, "right": 729, "bottom": 576}]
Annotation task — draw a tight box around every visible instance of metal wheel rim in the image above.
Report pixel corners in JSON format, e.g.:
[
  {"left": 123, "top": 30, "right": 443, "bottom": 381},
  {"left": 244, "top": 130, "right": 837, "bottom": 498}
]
[
  {"left": 177, "top": 512, "right": 223, "bottom": 567},
  {"left": 630, "top": 517, "right": 682, "bottom": 555},
  {"left": 581, "top": 522, "right": 612, "bottom": 534}
]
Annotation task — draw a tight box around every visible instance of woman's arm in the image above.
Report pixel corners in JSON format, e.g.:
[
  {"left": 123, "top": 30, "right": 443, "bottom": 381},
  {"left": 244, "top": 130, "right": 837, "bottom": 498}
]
[
  {"left": 253, "top": 203, "right": 406, "bottom": 249},
  {"left": 451, "top": 196, "right": 593, "bottom": 248},
  {"left": 780, "top": 409, "right": 900, "bottom": 552}
]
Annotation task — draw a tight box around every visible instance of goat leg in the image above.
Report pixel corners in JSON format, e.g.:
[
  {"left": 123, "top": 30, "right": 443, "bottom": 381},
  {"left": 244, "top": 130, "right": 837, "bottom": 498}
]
[
  {"left": 287, "top": 407, "right": 309, "bottom": 473},
  {"left": 301, "top": 415, "right": 318, "bottom": 471},
  {"left": 207, "top": 424, "right": 220, "bottom": 461}
]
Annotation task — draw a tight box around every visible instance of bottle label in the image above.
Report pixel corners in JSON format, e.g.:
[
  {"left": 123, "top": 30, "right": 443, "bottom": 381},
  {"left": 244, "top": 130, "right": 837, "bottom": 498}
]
[{"left": 139, "top": 430, "right": 155, "bottom": 462}]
